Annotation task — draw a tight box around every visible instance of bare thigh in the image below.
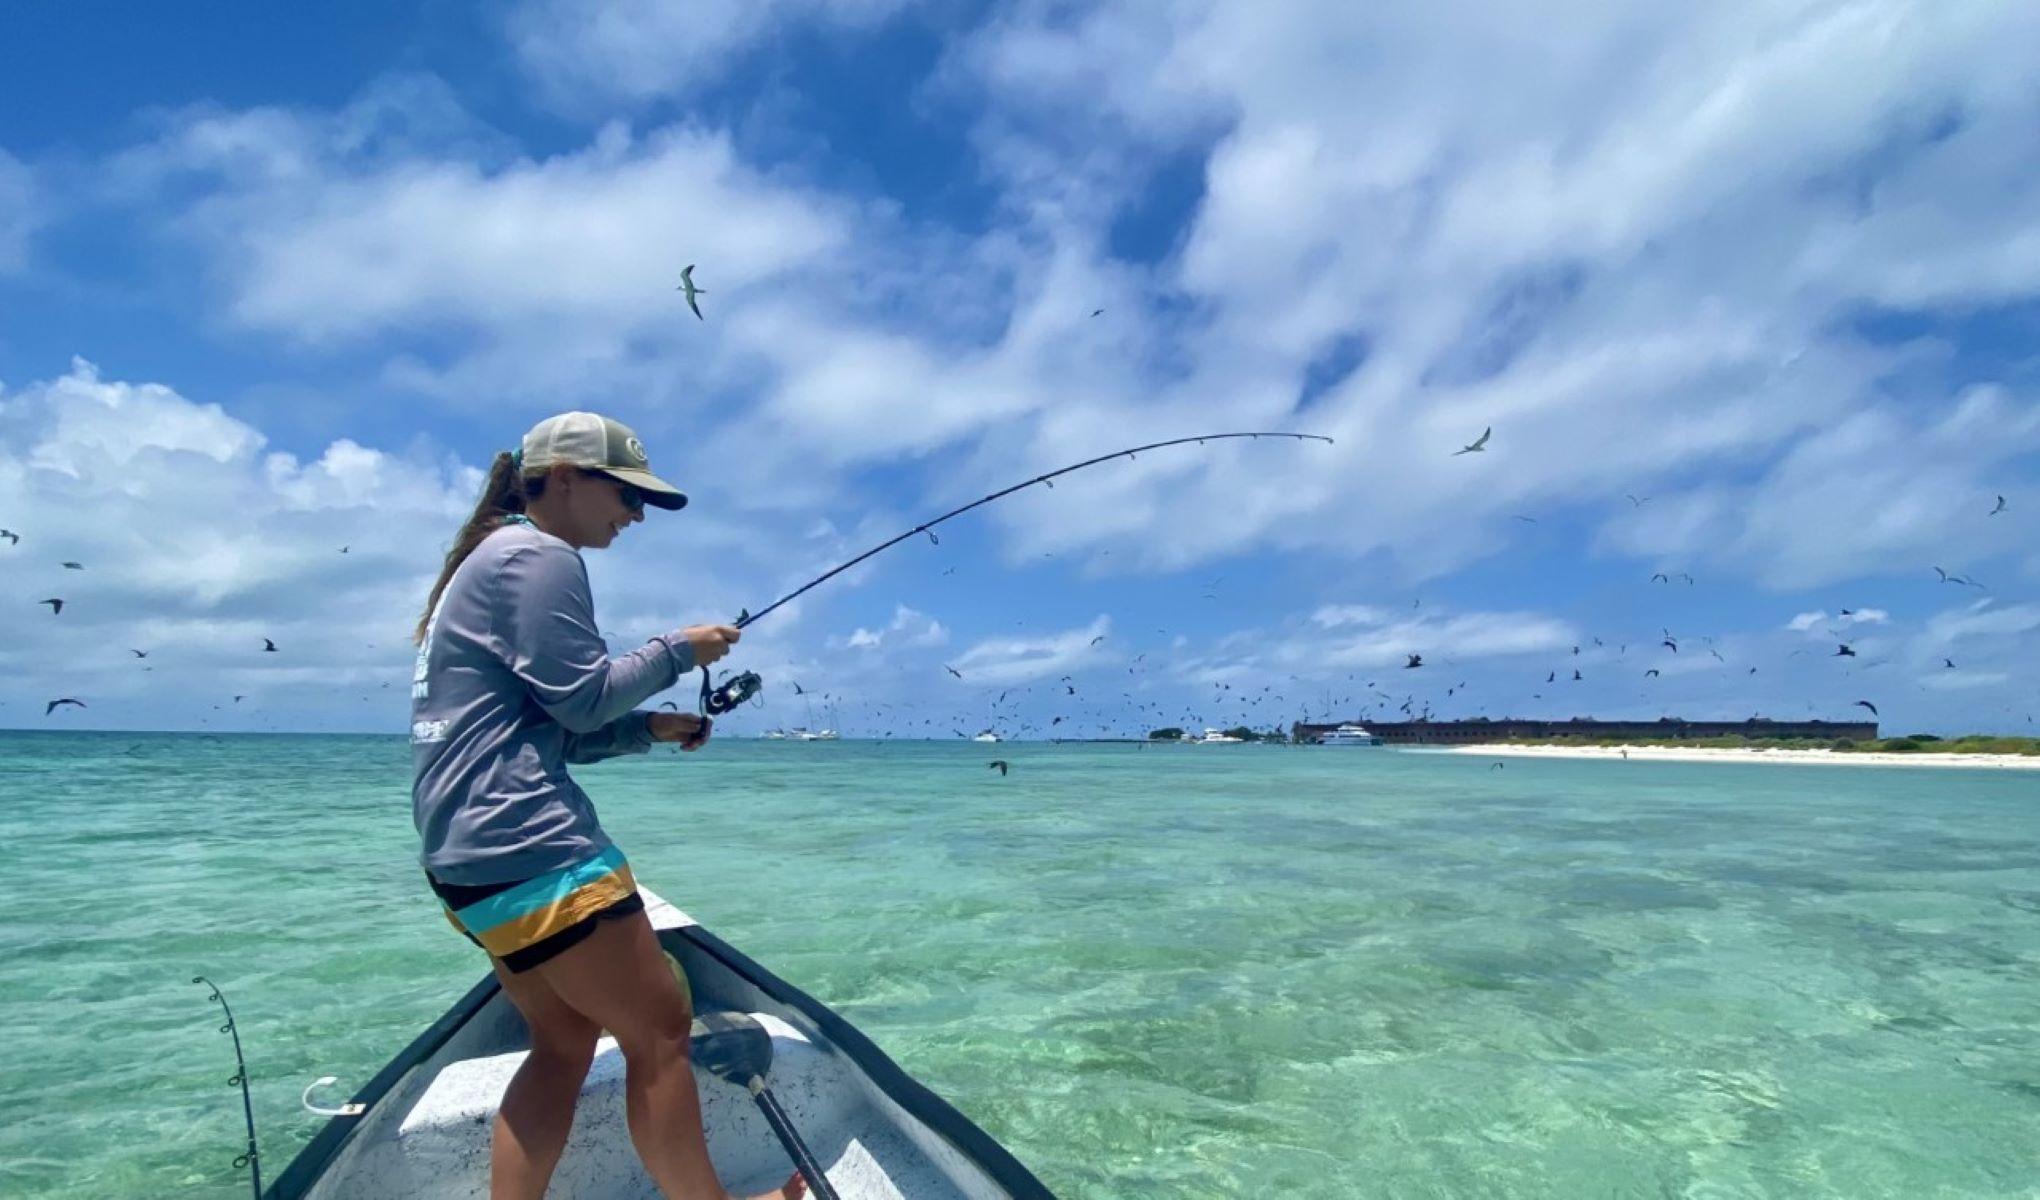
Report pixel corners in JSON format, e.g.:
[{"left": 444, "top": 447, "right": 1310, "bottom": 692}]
[
  {"left": 493, "top": 955, "right": 603, "bottom": 1056},
  {"left": 527, "top": 911, "right": 694, "bottom": 1055}
]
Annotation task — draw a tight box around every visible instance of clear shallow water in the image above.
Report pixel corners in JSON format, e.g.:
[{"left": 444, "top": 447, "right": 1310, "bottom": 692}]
[{"left": 1, "top": 731, "right": 2036, "bottom": 1199}]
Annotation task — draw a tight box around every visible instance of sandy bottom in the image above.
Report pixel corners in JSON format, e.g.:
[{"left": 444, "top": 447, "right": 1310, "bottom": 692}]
[{"left": 1433, "top": 743, "right": 2040, "bottom": 770}]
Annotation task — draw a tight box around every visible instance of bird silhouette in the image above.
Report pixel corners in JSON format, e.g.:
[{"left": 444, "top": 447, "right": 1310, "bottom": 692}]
[
  {"left": 263, "top": 639, "right": 279, "bottom": 653},
  {"left": 1853, "top": 700, "right": 1878, "bottom": 716},
  {"left": 39, "top": 598, "right": 63, "bottom": 615},
  {"left": 1834, "top": 644, "right": 1856, "bottom": 657},
  {"left": 1644, "top": 669, "right": 1661, "bottom": 678},
  {"left": 61, "top": 561, "right": 82, "bottom": 570},
  {"left": 676, "top": 264, "right": 707, "bottom": 320},
  {"left": 1404, "top": 654, "right": 1423, "bottom": 669},
  {"left": 45, "top": 698, "right": 85, "bottom": 716},
  {"left": 1625, "top": 494, "right": 1650, "bottom": 507},
  {"left": 1989, "top": 495, "right": 2007, "bottom": 516},
  {"left": 0, "top": 529, "right": 17, "bottom": 545},
  {"left": 987, "top": 760, "right": 1009, "bottom": 776},
  {"left": 130, "top": 649, "right": 148, "bottom": 659},
  {"left": 1089, "top": 635, "right": 1105, "bottom": 646},
  {"left": 944, "top": 665, "right": 963, "bottom": 679},
  {"left": 1452, "top": 427, "right": 1491, "bottom": 456}
]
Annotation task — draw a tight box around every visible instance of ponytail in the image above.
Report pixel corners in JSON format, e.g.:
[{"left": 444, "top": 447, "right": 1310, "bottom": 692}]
[{"left": 414, "top": 452, "right": 546, "bottom": 644}]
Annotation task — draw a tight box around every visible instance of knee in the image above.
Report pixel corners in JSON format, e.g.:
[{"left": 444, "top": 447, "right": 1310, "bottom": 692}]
[
  {"left": 529, "top": 1017, "right": 602, "bottom": 1072},
  {"left": 619, "top": 1001, "right": 694, "bottom": 1069}
]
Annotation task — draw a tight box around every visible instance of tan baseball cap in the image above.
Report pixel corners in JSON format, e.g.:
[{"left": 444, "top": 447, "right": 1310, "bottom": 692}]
[{"left": 520, "top": 412, "right": 688, "bottom": 510}]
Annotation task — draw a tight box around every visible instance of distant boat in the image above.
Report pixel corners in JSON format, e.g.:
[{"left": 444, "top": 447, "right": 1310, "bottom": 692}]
[
  {"left": 789, "top": 728, "right": 838, "bottom": 741},
  {"left": 1194, "top": 728, "right": 1244, "bottom": 744},
  {"left": 972, "top": 730, "right": 1002, "bottom": 743},
  {"left": 1319, "top": 723, "right": 1384, "bottom": 747},
  {"left": 268, "top": 888, "right": 1050, "bottom": 1198},
  {"left": 760, "top": 729, "right": 788, "bottom": 740}
]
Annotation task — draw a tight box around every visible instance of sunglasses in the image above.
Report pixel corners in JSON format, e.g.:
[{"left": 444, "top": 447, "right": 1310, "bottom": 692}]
[{"left": 583, "top": 470, "right": 644, "bottom": 513}]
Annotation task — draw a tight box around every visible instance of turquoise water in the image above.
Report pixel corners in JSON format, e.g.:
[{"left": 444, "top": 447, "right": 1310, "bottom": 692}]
[{"left": 2, "top": 732, "right": 2036, "bottom": 1198}]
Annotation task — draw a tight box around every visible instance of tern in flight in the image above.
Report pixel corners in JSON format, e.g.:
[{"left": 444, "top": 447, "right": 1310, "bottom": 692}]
[
  {"left": 1989, "top": 495, "right": 2007, "bottom": 516},
  {"left": 987, "top": 760, "right": 1010, "bottom": 776},
  {"left": 1452, "top": 427, "right": 1491, "bottom": 456},
  {"left": 1853, "top": 700, "right": 1879, "bottom": 716},
  {"left": 40, "top": 598, "right": 63, "bottom": 615},
  {"left": 676, "top": 264, "right": 707, "bottom": 320},
  {"left": 0, "top": 529, "right": 17, "bottom": 545},
  {"left": 46, "top": 698, "right": 86, "bottom": 716}
]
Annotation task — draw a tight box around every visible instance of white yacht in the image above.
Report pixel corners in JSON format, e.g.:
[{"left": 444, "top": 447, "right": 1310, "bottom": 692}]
[
  {"left": 1319, "top": 723, "right": 1384, "bottom": 746},
  {"left": 1195, "top": 728, "right": 1244, "bottom": 744},
  {"left": 972, "top": 730, "right": 1002, "bottom": 743}
]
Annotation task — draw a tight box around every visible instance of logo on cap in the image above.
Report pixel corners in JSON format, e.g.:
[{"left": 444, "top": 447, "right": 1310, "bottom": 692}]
[{"left": 625, "top": 436, "right": 647, "bottom": 465}]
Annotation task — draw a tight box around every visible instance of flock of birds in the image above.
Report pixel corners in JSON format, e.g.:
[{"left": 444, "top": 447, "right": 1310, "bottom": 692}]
[{"left": 3, "top": 270, "right": 2024, "bottom": 740}]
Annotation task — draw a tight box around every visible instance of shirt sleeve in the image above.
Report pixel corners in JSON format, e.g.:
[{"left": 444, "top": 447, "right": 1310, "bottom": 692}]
[
  {"left": 492, "top": 542, "right": 698, "bottom": 734},
  {"left": 564, "top": 710, "right": 657, "bottom": 762}
]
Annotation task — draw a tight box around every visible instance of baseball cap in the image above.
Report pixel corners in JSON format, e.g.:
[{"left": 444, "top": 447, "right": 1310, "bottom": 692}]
[{"left": 520, "top": 412, "right": 688, "bottom": 511}]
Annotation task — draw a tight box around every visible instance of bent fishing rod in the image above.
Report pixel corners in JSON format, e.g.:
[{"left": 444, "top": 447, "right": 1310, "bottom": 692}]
[{"left": 696, "top": 431, "right": 1333, "bottom": 718}]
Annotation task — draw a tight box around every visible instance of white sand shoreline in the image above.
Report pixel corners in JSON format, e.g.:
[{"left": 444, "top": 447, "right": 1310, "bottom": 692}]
[{"left": 1433, "top": 744, "right": 2040, "bottom": 770}]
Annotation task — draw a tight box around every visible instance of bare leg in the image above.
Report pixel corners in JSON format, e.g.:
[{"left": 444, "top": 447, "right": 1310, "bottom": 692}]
[
  {"left": 487, "top": 959, "right": 600, "bottom": 1200},
  {"left": 538, "top": 914, "right": 807, "bottom": 1199}
]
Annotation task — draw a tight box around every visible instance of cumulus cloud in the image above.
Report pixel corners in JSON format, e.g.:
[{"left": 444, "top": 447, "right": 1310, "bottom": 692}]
[{"left": 0, "top": 359, "right": 478, "bottom": 726}]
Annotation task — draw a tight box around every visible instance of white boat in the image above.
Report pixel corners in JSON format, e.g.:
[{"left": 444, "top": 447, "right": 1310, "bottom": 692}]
[
  {"left": 1319, "top": 723, "right": 1385, "bottom": 746},
  {"left": 761, "top": 729, "right": 789, "bottom": 740},
  {"left": 971, "top": 730, "right": 1002, "bottom": 743},
  {"left": 1194, "top": 728, "right": 1243, "bottom": 744},
  {"left": 270, "top": 888, "right": 1050, "bottom": 1198}
]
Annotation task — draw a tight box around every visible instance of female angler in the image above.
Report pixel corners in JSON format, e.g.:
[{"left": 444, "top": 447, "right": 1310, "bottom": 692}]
[{"left": 411, "top": 412, "right": 802, "bottom": 1200}]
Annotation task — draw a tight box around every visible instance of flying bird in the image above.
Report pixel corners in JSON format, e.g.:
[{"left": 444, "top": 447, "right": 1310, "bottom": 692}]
[
  {"left": 1651, "top": 573, "right": 1669, "bottom": 583},
  {"left": 45, "top": 698, "right": 85, "bottom": 716},
  {"left": 1089, "top": 308, "right": 1104, "bottom": 317},
  {"left": 676, "top": 264, "right": 707, "bottom": 320},
  {"left": 1644, "top": 669, "right": 1660, "bottom": 678},
  {"left": 1834, "top": 644, "right": 1856, "bottom": 657},
  {"left": 1512, "top": 515, "right": 1538, "bottom": 523},
  {"left": 39, "top": 598, "right": 63, "bottom": 615},
  {"left": 1625, "top": 494, "right": 1650, "bottom": 507},
  {"left": 987, "top": 760, "right": 1009, "bottom": 776},
  {"left": 1943, "top": 658, "right": 1955, "bottom": 669},
  {"left": 1989, "top": 495, "right": 2007, "bottom": 516},
  {"left": 1853, "top": 700, "right": 1879, "bottom": 716},
  {"left": 1452, "top": 427, "right": 1491, "bottom": 456},
  {"left": 130, "top": 649, "right": 148, "bottom": 659},
  {"left": 1089, "top": 635, "right": 1105, "bottom": 646},
  {"left": 791, "top": 681, "right": 806, "bottom": 695},
  {"left": 61, "top": 561, "right": 82, "bottom": 570},
  {"left": 1404, "top": 654, "right": 1423, "bottom": 669},
  {"left": 944, "top": 665, "right": 963, "bottom": 679},
  {"left": 1662, "top": 639, "right": 1678, "bottom": 653},
  {"left": 658, "top": 701, "right": 681, "bottom": 711},
  {"left": 0, "top": 529, "right": 17, "bottom": 545},
  {"left": 263, "top": 639, "right": 279, "bottom": 653}
]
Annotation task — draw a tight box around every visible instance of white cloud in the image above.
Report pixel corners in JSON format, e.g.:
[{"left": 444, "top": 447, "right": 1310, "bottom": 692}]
[
  {"left": 949, "top": 615, "right": 1111, "bottom": 685},
  {"left": 0, "top": 147, "right": 41, "bottom": 273},
  {"left": 836, "top": 604, "right": 948, "bottom": 651},
  {"left": 1787, "top": 607, "right": 1889, "bottom": 632},
  {"left": 0, "top": 360, "right": 479, "bottom": 724},
  {"left": 506, "top": 0, "right": 916, "bottom": 111}
]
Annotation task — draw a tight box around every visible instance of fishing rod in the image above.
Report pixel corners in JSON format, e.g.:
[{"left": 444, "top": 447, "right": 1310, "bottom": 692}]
[
  {"left": 697, "top": 431, "right": 1334, "bottom": 718},
  {"left": 194, "top": 976, "right": 263, "bottom": 1200}
]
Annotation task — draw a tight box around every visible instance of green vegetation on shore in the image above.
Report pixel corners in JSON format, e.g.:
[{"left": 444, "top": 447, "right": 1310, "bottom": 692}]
[{"left": 1493, "top": 733, "right": 2040, "bottom": 755}]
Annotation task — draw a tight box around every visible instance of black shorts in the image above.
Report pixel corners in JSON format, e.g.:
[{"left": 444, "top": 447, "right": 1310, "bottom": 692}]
[{"left": 426, "top": 848, "right": 645, "bottom": 974}]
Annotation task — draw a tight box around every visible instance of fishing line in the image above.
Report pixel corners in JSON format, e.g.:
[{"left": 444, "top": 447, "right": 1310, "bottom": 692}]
[{"left": 697, "top": 431, "right": 1334, "bottom": 718}]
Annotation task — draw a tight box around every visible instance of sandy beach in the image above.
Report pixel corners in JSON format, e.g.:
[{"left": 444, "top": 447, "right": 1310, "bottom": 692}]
[{"left": 1436, "top": 744, "right": 2040, "bottom": 770}]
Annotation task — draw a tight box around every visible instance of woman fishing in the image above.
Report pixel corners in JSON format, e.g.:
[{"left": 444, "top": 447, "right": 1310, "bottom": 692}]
[{"left": 411, "top": 411, "right": 803, "bottom": 1200}]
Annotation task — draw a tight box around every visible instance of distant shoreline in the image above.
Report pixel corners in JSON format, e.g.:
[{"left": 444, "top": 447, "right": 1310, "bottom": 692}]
[{"left": 1434, "top": 744, "right": 2040, "bottom": 770}]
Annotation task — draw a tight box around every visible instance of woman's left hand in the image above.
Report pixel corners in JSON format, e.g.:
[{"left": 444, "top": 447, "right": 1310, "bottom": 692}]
[{"left": 649, "top": 711, "right": 710, "bottom": 751}]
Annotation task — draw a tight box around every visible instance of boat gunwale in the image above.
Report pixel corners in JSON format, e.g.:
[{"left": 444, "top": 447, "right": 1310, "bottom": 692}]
[{"left": 264, "top": 924, "right": 1056, "bottom": 1199}]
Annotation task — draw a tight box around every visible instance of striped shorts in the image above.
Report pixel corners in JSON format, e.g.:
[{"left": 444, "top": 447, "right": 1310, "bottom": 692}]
[{"left": 428, "top": 846, "right": 644, "bottom": 973}]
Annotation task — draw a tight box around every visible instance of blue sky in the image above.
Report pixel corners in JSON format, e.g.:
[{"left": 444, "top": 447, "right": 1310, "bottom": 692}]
[{"left": 2, "top": 0, "right": 2037, "bottom": 737}]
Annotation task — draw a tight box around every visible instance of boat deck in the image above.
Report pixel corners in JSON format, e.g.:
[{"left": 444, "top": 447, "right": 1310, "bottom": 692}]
[{"left": 282, "top": 891, "right": 1025, "bottom": 1199}]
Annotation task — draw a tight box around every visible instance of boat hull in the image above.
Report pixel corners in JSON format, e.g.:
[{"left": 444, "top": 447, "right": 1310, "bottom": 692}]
[{"left": 269, "top": 891, "right": 1051, "bottom": 1199}]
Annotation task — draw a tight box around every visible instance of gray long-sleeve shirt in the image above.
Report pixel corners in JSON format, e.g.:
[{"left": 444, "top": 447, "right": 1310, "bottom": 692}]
[{"left": 411, "top": 521, "right": 695, "bottom": 885}]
